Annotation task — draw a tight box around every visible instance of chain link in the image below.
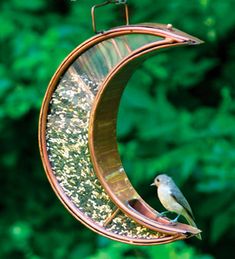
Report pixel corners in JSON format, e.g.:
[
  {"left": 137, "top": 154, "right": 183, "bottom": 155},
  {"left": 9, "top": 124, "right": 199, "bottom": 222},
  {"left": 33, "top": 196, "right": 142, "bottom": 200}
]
[{"left": 109, "top": 0, "right": 127, "bottom": 4}]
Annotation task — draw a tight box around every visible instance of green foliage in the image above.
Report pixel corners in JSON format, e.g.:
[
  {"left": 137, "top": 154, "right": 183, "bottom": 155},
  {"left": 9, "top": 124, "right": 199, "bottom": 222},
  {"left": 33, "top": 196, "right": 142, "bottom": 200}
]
[
  {"left": 1, "top": 0, "right": 235, "bottom": 258},
  {"left": 87, "top": 240, "right": 213, "bottom": 259}
]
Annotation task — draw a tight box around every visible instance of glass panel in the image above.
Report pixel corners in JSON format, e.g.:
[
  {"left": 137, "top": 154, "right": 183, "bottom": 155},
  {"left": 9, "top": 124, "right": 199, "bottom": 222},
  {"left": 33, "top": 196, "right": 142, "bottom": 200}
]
[{"left": 45, "top": 32, "right": 164, "bottom": 238}]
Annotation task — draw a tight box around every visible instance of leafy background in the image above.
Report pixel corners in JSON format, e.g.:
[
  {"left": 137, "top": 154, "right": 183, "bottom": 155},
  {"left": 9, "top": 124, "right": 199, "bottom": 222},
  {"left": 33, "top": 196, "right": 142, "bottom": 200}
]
[{"left": 1, "top": 0, "right": 235, "bottom": 258}]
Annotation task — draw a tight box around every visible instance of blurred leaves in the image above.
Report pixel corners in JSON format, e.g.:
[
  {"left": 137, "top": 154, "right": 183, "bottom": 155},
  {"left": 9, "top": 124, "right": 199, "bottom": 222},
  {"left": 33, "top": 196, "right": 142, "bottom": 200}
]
[
  {"left": 1, "top": 0, "right": 235, "bottom": 258},
  {"left": 87, "top": 240, "right": 213, "bottom": 259},
  {"left": 11, "top": 0, "right": 47, "bottom": 11}
]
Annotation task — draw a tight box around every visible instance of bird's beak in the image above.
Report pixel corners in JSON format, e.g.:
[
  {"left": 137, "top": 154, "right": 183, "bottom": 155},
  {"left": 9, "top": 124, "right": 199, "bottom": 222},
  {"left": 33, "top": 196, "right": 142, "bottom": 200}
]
[{"left": 150, "top": 182, "right": 155, "bottom": 186}]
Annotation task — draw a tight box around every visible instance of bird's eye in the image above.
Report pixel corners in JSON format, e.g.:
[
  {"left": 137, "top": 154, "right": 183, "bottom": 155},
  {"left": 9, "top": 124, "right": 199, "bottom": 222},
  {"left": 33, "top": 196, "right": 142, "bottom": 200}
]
[{"left": 156, "top": 179, "right": 160, "bottom": 182}]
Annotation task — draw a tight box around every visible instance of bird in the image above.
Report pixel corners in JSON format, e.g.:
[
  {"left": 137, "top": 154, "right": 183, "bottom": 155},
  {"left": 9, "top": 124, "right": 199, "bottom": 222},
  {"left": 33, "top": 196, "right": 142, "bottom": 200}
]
[{"left": 151, "top": 174, "right": 202, "bottom": 240}]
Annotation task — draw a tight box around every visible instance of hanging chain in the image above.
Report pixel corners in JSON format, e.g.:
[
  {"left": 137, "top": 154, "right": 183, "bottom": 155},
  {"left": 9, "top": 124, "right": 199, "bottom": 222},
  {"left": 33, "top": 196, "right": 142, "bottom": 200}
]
[
  {"left": 91, "top": 0, "right": 129, "bottom": 34},
  {"left": 108, "top": 0, "right": 127, "bottom": 4}
]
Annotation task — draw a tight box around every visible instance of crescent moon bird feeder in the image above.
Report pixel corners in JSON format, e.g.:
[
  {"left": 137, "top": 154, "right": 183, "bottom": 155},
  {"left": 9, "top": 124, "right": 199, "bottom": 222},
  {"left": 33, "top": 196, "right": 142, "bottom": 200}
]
[{"left": 39, "top": 2, "right": 203, "bottom": 245}]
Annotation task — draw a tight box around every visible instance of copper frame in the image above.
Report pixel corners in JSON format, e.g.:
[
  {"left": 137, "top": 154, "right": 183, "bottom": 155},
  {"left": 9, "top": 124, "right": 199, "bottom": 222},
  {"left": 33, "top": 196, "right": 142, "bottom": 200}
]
[{"left": 39, "top": 24, "right": 202, "bottom": 245}]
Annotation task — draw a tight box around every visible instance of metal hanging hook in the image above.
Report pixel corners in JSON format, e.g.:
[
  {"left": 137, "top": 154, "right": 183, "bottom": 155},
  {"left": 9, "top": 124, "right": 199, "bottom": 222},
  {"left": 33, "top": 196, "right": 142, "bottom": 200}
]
[{"left": 91, "top": 0, "right": 129, "bottom": 34}]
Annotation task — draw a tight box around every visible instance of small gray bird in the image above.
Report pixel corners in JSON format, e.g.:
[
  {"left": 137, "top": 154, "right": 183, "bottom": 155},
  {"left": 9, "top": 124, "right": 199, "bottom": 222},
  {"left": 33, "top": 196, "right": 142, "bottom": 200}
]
[{"left": 151, "top": 174, "right": 202, "bottom": 240}]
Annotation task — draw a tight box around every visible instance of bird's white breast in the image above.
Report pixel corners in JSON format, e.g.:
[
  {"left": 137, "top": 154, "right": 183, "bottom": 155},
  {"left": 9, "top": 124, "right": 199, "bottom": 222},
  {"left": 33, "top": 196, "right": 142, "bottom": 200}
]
[{"left": 157, "top": 185, "right": 184, "bottom": 214}]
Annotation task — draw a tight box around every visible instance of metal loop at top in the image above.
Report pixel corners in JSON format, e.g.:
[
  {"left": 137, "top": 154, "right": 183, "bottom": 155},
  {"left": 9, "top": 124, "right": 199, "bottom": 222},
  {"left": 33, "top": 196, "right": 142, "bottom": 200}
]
[{"left": 91, "top": 0, "right": 129, "bottom": 34}]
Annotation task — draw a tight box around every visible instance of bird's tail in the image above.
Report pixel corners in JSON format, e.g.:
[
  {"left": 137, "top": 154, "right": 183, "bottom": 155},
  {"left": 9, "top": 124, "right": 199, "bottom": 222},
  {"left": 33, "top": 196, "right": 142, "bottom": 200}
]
[{"left": 183, "top": 212, "right": 202, "bottom": 240}]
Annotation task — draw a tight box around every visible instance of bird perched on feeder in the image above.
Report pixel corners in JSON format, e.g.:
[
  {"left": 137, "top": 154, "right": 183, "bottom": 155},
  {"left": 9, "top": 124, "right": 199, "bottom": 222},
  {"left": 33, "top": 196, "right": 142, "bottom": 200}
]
[{"left": 151, "top": 174, "right": 202, "bottom": 240}]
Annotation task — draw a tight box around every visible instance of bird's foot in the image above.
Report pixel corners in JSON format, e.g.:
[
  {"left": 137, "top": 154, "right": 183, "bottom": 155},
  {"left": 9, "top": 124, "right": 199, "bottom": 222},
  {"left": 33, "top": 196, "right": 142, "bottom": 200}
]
[
  {"left": 169, "top": 214, "right": 180, "bottom": 225},
  {"left": 157, "top": 211, "right": 170, "bottom": 217}
]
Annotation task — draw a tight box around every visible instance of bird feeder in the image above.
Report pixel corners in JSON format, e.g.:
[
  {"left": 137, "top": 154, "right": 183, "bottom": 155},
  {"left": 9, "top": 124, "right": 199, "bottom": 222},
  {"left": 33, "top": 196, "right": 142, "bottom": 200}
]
[{"left": 39, "top": 1, "right": 202, "bottom": 245}]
